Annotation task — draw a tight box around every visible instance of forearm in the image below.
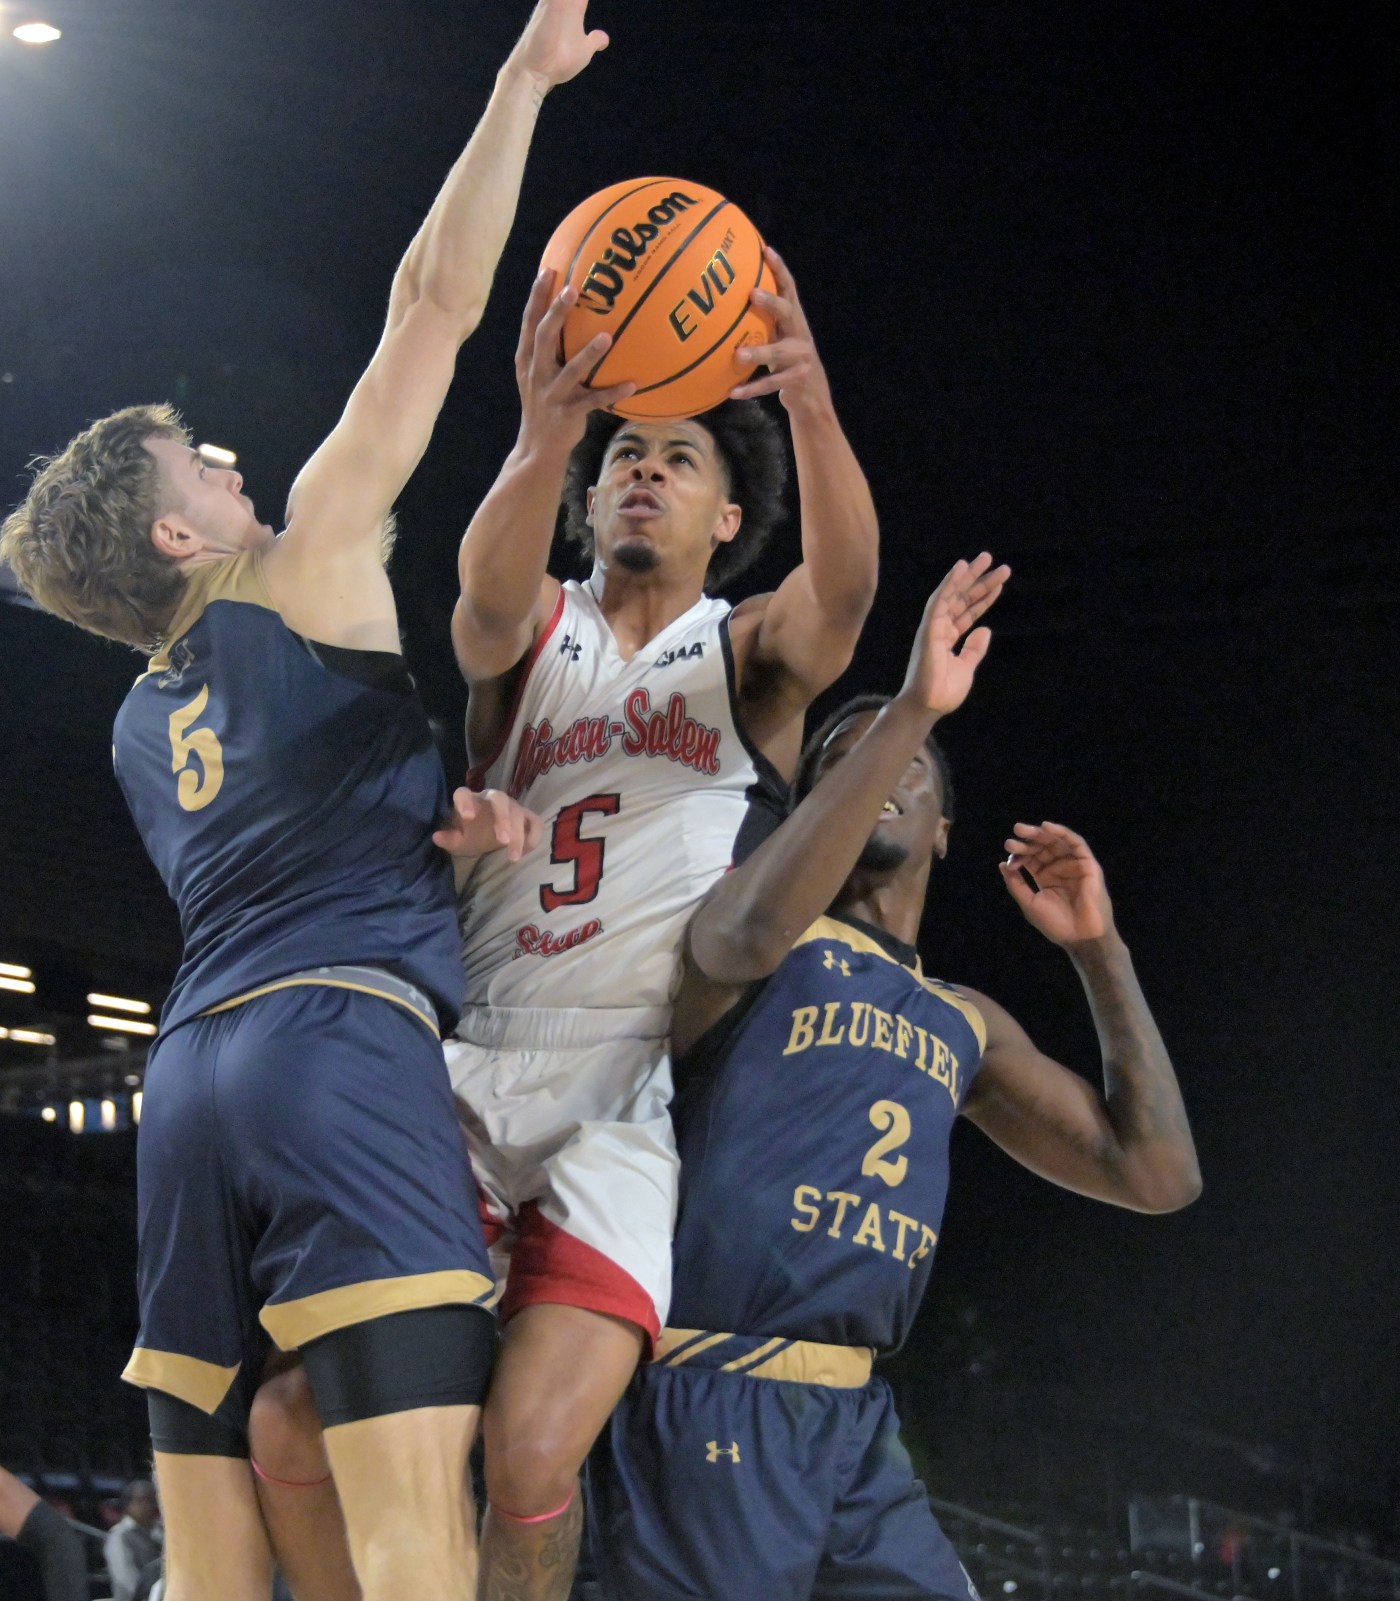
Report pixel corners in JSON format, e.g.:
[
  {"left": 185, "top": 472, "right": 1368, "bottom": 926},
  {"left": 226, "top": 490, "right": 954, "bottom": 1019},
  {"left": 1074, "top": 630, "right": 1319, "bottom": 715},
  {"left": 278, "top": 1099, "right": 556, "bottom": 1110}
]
[
  {"left": 691, "top": 695, "right": 933, "bottom": 981},
  {"left": 456, "top": 435, "right": 570, "bottom": 652},
  {"left": 789, "top": 402, "right": 879, "bottom": 628},
  {"left": 396, "top": 63, "right": 547, "bottom": 328},
  {"left": 1069, "top": 933, "right": 1201, "bottom": 1208}
]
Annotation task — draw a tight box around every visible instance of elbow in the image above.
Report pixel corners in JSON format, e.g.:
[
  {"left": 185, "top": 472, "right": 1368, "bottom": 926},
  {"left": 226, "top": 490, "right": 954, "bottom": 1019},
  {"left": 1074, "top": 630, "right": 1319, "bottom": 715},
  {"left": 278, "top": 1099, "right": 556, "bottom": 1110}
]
[
  {"left": 690, "top": 914, "right": 795, "bottom": 989},
  {"left": 1133, "top": 1159, "right": 1203, "bottom": 1214}
]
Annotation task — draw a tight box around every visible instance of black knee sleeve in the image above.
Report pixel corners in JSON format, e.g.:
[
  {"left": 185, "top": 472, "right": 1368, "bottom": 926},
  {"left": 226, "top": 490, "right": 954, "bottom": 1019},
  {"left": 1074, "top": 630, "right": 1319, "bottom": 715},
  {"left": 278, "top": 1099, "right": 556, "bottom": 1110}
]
[
  {"left": 301, "top": 1303, "right": 496, "bottom": 1426},
  {"left": 149, "top": 1386, "right": 251, "bottom": 1457}
]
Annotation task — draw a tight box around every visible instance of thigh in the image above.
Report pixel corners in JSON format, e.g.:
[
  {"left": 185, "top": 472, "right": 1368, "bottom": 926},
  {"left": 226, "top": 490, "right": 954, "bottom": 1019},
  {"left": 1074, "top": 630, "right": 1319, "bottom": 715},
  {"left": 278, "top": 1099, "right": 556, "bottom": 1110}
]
[
  {"left": 212, "top": 986, "right": 495, "bottom": 1351},
  {"left": 814, "top": 1384, "right": 979, "bottom": 1601},
  {"left": 588, "top": 1366, "right": 846, "bottom": 1601},
  {"left": 154, "top": 1451, "right": 275, "bottom": 1601}
]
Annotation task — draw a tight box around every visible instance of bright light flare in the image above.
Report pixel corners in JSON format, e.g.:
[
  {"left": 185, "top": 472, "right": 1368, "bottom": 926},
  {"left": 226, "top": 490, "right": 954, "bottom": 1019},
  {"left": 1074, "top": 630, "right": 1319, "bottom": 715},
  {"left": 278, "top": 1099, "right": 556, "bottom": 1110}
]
[
  {"left": 0, "top": 962, "right": 33, "bottom": 979},
  {"left": 0, "top": 975, "right": 36, "bottom": 994},
  {"left": 41, "top": 1105, "right": 57, "bottom": 1123},
  {"left": 132, "top": 1091, "right": 143, "bottom": 1124},
  {"left": 100, "top": 1099, "right": 117, "bottom": 1131},
  {"left": 3, "top": 1028, "right": 55, "bottom": 1045},
  {"left": 87, "top": 992, "right": 152, "bottom": 1015},
  {"left": 198, "top": 443, "right": 238, "bottom": 466},
  {"left": 87, "top": 1013, "right": 157, "bottom": 1036},
  {"left": 68, "top": 1100, "right": 84, "bottom": 1134},
  {"left": 13, "top": 22, "right": 63, "bottom": 44}
]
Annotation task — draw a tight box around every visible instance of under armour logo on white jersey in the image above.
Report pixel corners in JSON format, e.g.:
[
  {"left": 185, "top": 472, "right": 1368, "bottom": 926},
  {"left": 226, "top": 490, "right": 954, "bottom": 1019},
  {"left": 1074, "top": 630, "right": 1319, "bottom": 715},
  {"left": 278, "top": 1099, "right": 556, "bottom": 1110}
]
[
  {"left": 705, "top": 1440, "right": 741, "bottom": 1464},
  {"left": 559, "top": 634, "right": 583, "bottom": 661}
]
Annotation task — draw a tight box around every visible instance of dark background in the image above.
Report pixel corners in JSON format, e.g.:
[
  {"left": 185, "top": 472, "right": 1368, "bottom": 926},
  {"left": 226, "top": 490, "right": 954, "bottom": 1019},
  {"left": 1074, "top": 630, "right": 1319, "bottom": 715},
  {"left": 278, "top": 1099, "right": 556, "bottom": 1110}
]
[{"left": 2, "top": 0, "right": 1397, "bottom": 1540}]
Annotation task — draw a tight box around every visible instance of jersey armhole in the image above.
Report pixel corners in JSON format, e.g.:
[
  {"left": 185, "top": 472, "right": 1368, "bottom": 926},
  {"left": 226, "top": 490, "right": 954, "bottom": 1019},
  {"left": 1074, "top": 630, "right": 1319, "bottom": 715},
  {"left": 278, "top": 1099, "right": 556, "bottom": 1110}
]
[{"left": 464, "top": 586, "right": 567, "bottom": 789}]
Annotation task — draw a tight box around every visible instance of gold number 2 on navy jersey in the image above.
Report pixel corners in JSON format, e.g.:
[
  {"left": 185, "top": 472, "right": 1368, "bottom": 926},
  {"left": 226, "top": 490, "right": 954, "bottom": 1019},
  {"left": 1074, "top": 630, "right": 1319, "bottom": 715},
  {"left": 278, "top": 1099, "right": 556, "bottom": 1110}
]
[
  {"left": 862, "top": 1099, "right": 912, "bottom": 1187},
  {"left": 168, "top": 685, "right": 224, "bottom": 812}
]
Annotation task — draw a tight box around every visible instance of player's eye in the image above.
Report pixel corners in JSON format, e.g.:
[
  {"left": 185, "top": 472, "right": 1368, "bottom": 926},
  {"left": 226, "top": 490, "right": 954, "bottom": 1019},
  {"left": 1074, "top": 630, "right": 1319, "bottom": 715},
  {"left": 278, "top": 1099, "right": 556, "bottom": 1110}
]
[{"left": 672, "top": 453, "right": 694, "bottom": 468}]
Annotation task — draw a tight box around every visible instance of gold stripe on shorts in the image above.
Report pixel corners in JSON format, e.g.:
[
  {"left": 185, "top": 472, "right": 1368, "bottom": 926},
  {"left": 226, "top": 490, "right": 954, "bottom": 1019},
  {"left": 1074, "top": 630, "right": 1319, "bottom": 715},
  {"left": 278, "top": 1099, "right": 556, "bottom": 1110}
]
[
  {"left": 655, "top": 1327, "right": 874, "bottom": 1388},
  {"left": 122, "top": 1347, "right": 241, "bottom": 1415},
  {"left": 260, "top": 1268, "right": 494, "bottom": 1351}
]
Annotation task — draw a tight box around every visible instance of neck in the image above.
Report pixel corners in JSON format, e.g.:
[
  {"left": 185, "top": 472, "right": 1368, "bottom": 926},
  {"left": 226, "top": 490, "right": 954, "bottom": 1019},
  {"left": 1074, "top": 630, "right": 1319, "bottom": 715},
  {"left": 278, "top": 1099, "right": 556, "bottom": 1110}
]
[
  {"left": 830, "top": 860, "right": 931, "bottom": 948},
  {"left": 588, "top": 560, "right": 706, "bottom": 660}
]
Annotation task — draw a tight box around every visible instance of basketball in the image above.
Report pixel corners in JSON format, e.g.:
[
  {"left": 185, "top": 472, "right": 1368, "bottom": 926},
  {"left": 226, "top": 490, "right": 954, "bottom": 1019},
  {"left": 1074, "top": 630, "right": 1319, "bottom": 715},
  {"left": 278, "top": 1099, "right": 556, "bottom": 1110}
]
[{"left": 539, "top": 177, "right": 778, "bottom": 420}]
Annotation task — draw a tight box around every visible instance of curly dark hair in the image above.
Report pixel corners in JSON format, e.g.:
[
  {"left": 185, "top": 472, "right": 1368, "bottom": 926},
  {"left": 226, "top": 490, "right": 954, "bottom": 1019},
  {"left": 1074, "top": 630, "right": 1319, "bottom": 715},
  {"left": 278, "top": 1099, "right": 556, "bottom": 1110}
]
[
  {"left": 796, "top": 693, "right": 956, "bottom": 821},
  {"left": 560, "top": 400, "right": 789, "bottom": 592}
]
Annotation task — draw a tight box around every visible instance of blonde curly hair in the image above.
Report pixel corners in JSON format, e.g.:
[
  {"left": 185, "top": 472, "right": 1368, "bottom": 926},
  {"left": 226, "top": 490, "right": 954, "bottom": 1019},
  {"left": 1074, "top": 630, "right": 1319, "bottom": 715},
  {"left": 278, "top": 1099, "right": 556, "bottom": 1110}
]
[{"left": 0, "top": 403, "right": 191, "bottom": 651}]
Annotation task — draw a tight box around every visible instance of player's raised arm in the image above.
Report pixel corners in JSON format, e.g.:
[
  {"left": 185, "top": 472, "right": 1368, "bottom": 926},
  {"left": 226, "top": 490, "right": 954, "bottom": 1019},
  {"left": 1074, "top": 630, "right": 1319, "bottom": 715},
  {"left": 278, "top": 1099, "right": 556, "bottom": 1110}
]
[
  {"left": 451, "top": 275, "right": 633, "bottom": 683},
  {"left": 959, "top": 826, "right": 1202, "bottom": 1214},
  {"left": 677, "top": 556, "right": 1008, "bottom": 1045},
  {"left": 267, "top": 3, "right": 609, "bottom": 626},
  {"left": 729, "top": 248, "right": 880, "bottom": 740}
]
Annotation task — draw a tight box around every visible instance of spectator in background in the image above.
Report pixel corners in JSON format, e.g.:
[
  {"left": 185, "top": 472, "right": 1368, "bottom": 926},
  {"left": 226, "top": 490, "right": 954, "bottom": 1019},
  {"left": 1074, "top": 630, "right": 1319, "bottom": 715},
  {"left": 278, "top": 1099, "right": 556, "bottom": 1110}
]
[
  {"left": 104, "top": 1479, "right": 162, "bottom": 1601},
  {"left": 0, "top": 1463, "right": 88, "bottom": 1601}
]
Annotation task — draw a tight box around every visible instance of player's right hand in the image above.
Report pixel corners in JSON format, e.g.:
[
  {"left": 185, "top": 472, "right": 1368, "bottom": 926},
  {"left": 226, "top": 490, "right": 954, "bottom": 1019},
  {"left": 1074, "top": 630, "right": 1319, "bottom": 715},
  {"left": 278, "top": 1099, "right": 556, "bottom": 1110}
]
[
  {"left": 433, "top": 786, "right": 545, "bottom": 864},
  {"left": 897, "top": 553, "right": 1010, "bottom": 720},
  {"left": 509, "top": 0, "right": 609, "bottom": 94},
  {"left": 515, "top": 270, "right": 636, "bottom": 451}
]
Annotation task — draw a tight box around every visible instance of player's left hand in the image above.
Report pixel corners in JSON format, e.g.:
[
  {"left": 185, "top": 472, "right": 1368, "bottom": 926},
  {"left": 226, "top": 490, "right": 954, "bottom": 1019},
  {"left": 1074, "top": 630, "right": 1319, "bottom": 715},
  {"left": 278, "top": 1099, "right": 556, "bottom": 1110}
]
[
  {"left": 434, "top": 787, "right": 545, "bottom": 864},
  {"left": 509, "top": 0, "right": 609, "bottom": 93},
  {"left": 898, "top": 553, "right": 1010, "bottom": 720},
  {"left": 729, "top": 247, "right": 833, "bottom": 418},
  {"left": 999, "top": 822, "right": 1116, "bottom": 947}
]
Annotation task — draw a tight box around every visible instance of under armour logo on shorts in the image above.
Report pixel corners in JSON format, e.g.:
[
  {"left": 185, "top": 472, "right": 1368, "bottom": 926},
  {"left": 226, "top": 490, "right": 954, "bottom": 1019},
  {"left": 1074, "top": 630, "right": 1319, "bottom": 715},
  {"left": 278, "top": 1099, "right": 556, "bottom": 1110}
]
[{"left": 705, "top": 1440, "right": 742, "bottom": 1464}]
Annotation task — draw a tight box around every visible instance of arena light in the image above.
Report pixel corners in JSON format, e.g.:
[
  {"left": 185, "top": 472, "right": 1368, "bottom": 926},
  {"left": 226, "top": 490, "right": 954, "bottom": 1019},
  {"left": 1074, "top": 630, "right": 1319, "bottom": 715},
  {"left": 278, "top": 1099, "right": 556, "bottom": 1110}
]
[
  {"left": 198, "top": 443, "right": 238, "bottom": 466},
  {"left": 131, "top": 1091, "right": 143, "bottom": 1125},
  {"left": 13, "top": 22, "right": 63, "bottom": 43},
  {"left": 87, "top": 1012, "right": 157, "bottom": 1036},
  {"left": 0, "top": 975, "right": 36, "bottom": 993},
  {"left": 87, "top": 992, "right": 152, "bottom": 1015},
  {"left": 100, "top": 1099, "right": 117, "bottom": 1132},
  {"left": 6, "top": 1028, "right": 55, "bottom": 1046},
  {"left": 40, "top": 1105, "right": 57, "bottom": 1123},
  {"left": 68, "top": 1100, "right": 84, "bottom": 1134},
  {"left": 124, "top": 1072, "right": 142, "bottom": 1087},
  {"left": 0, "top": 962, "right": 33, "bottom": 979}
]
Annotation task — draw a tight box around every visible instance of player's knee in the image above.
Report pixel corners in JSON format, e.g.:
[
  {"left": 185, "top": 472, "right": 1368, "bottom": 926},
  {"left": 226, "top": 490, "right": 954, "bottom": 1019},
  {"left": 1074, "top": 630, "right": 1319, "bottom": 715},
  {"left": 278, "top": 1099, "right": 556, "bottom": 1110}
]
[
  {"left": 483, "top": 1420, "right": 581, "bottom": 1518},
  {"left": 248, "top": 1364, "right": 330, "bottom": 1482}
]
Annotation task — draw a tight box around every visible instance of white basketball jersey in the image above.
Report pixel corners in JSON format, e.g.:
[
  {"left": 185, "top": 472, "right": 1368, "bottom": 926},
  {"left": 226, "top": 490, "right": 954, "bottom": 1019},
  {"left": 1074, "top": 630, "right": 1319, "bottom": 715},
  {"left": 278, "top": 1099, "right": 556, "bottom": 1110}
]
[{"left": 459, "top": 580, "right": 785, "bottom": 1012}]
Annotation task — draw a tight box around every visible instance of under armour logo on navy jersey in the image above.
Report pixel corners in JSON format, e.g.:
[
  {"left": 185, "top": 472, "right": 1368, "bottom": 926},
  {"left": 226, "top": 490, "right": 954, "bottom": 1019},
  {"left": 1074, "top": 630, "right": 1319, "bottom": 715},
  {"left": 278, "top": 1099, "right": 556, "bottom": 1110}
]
[
  {"left": 654, "top": 641, "right": 704, "bottom": 667},
  {"left": 705, "top": 1440, "right": 741, "bottom": 1464},
  {"left": 158, "top": 639, "right": 195, "bottom": 689},
  {"left": 823, "top": 950, "right": 852, "bottom": 977},
  {"left": 558, "top": 634, "right": 583, "bottom": 662}
]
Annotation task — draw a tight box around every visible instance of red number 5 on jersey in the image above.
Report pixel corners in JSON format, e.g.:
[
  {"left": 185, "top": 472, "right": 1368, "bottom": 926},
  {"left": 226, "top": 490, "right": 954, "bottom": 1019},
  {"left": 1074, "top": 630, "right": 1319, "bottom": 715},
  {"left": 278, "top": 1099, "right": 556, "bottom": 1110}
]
[{"left": 540, "top": 793, "right": 621, "bottom": 913}]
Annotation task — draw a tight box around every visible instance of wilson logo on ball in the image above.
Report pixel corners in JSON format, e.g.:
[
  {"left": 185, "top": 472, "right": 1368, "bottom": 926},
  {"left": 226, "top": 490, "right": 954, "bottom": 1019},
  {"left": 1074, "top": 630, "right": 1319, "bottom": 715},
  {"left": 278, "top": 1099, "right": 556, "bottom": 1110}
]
[
  {"left": 577, "top": 190, "right": 702, "bottom": 314},
  {"left": 542, "top": 176, "right": 777, "bottom": 419}
]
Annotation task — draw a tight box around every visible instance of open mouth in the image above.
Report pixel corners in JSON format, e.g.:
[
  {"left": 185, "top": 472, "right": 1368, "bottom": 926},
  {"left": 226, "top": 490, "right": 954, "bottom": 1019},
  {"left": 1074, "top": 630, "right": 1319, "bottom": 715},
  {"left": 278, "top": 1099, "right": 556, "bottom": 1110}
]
[
  {"left": 879, "top": 800, "right": 903, "bottom": 819},
  {"left": 619, "top": 488, "right": 664, "bottom": 517}
]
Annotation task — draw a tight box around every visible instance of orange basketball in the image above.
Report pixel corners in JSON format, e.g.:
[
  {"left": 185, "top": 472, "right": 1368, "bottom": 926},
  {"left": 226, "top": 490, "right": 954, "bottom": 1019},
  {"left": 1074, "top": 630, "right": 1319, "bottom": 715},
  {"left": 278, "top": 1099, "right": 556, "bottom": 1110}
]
[{"left": 539, "top": 177, "right": 778, "bottom": 420}]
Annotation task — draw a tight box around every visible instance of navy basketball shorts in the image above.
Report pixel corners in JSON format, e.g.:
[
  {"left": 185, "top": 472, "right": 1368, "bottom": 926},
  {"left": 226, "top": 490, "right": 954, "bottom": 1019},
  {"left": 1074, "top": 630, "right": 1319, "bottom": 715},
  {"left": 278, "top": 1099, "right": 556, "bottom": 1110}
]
[
  {"left": 122, "top": 982, "right": 494, "bottom": 1422},
  {"left": 587, "top": 1331, "right": 980, "bottom": 1601}
]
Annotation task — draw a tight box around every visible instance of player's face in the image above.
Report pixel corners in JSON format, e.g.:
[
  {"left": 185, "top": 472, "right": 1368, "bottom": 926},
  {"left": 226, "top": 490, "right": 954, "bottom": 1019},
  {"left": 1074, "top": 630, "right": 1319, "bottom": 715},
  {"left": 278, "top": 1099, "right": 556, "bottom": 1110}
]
[
  {"left": 814, "top": 712, "right": 950, "bottom": 873},
  {"left": 586, "top": 420, "right": 741, "bottom": 578},
  {"left": 145, "top": 437, "right": 275, "bottom": 557}
]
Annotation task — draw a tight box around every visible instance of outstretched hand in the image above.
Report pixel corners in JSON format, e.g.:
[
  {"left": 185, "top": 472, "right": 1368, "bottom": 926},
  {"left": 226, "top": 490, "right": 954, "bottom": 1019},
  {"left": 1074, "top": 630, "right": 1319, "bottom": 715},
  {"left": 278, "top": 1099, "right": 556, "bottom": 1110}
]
[
  {"left": 509, "top": 0, "right": 609, "bottom": 92},
  {"left": 999, "top": 822, "right": 1115, "bottom": 946},
  {"left": 433, "top": 786, "right": 545, "bottom": 864},
  {"left": 898, "top": 553, "right": 1011, "bottom": 720},
  {"left": 515, "top": 271, "right": 636, "bottom": 451},
  {"left": 729, "top": 247, "right": 831, "bottom": 417}
]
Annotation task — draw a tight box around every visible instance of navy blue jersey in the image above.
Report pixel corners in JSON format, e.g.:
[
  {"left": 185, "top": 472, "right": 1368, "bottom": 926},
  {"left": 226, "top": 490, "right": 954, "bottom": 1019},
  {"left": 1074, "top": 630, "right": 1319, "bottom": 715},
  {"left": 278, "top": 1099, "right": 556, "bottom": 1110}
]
[
  {"left": 112, "top": 551, "right": 464, "bottom": 1033},
  {"left": 669, "top": 914, "right": 985, "bottom": 1353}
]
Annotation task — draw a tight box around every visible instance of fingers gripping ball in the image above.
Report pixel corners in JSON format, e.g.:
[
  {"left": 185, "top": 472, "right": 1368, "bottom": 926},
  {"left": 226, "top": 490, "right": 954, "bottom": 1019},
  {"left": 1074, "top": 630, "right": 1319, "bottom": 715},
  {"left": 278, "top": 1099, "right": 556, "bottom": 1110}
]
[{"left": 541, "top": 177, "right": 777, "bottom": 419}]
